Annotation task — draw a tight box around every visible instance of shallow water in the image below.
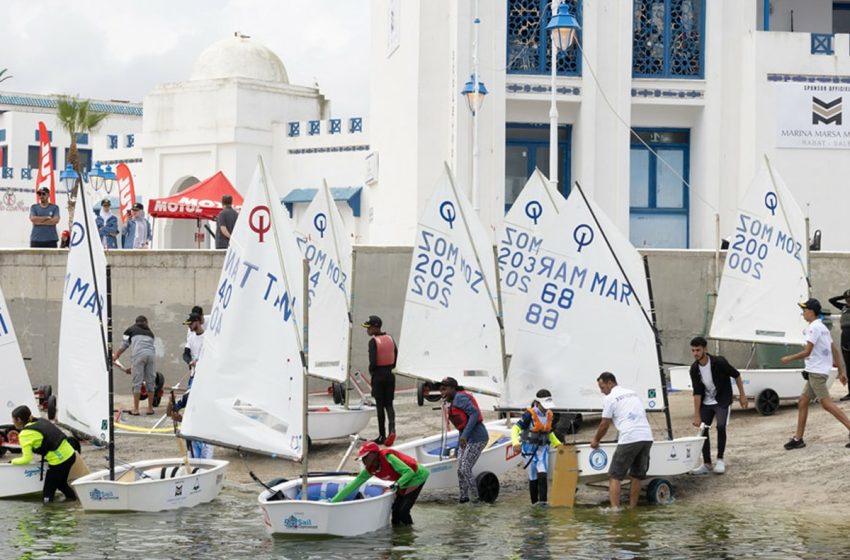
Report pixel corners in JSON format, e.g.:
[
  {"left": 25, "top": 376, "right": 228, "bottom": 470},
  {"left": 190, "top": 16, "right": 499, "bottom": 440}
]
[{"left": 3, "top": 490, "right": 842, "bottom": 560}]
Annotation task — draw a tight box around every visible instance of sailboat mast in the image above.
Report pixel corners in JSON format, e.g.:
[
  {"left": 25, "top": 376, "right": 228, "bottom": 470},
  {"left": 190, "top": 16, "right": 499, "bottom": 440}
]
[
  {"left": 106, "top": 266, "right": 115, "bottom": 480},
  {"left": 344, "top": 249, "right": 358, "bottom": 410},
  {"left": 76, "top": 178, "right": 115, "bottom": 479},
  {"left": 643, "top": 255, "right": 674, "bottom": 441},
  {"left": 301, "top": 260, "right": 310, "bottom": 500}
]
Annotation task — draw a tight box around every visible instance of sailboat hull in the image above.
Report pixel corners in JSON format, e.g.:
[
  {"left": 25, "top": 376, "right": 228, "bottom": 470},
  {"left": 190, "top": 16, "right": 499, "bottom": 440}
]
[
  {"left": 0, "top": 463, "right": 45, "bottom": 498},
  {"left": 73, "top": 458, "right": 228, "bottom": 512},
  {"left": 551, "top": 437, "right": 705, "bottom": 483},
  {"left": 669, "top": 366, "right": 836, "bottom": 402},
  {"left": 308, "top": 405, "right": 374, "bottom": 441},
  {"left": 259, "top": 476, "right": 395, "bottom": 537},
  {"left": 392, "top": 422, "right": 521, "bottom": 492}
]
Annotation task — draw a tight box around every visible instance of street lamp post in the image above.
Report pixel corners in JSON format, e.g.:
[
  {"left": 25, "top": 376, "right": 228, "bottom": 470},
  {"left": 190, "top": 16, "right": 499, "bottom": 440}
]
[
  {"left": 545, "top": 2, "right": 580, "bottom": 193},
  {"left": 461, "top": 0, "right": 488, "bottom": 213}
]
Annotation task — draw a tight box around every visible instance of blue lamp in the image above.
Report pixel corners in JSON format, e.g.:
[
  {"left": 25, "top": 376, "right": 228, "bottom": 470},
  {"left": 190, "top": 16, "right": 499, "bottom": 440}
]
[
  {"left": 103, "top": 164, "right": 117, "bottom": 192},
  {"left": 59, "top": 163, "right": 79, "bottom": 194},
  {"left": 89, "top": 161, "right": 104, "bottom": 191},
  {"left": 461, "top": 74, "right": 489, "bottom": 115},
  {"left": 547, "top": 3, "right": 580, "bottom": 53}
]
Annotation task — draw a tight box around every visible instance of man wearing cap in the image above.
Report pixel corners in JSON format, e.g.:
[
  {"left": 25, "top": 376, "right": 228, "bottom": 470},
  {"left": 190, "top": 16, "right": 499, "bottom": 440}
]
[
  {"left": 168, "top": 311, "right": 213, "bottom": 458},
  {"left": 781, "top": 298, "right": 850, "bottom": 450},
  {"left": 828, "top": 289, "right": 850, "bottom": 401},
  {"left": 363, "top": 315, "right": 398, "bottom": 445},
  {"left": 29, "top": 187, "right": 60, "bottom": 248},
  {"left": 112, "top": 315, "right": 157, "bottom": 416},
  {"left": 591, "top": 372, "right": 653, "bottom": 509},
  {"left": 121, "top": 202, "right": 152, "bottom": 249},
  {"left": 511, "top": 389, "right": 562, "bottom": 504},
  {"left": 439, "top": 377, "right": 489, "bottom": 503},
  {"left": 331, "top": 441, "right": 429, "bottom": 526},
  {"left": 95, "top": 199, "right": 119, "bottom": 249}
]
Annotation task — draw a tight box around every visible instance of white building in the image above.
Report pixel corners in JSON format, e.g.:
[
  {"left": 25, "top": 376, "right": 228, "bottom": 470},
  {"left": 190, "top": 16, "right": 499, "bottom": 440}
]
[{"left": 0, "top": 94, "right": 143, "bottom": 247}]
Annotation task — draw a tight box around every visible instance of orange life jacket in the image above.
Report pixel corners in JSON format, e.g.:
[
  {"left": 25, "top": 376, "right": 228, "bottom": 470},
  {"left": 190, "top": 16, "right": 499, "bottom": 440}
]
[
  {"left": 447, "top": 390, "right": 484, "bottom": 431},
  {"left": 373, "top": 334, "right": 396, "bottom": 367},
  {"left": 521, "top": 407, "right": 553, "bottom": 445}
]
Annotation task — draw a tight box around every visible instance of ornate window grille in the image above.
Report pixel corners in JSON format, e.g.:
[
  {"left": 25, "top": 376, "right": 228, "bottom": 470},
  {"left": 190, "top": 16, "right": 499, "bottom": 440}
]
[
  {"left": 329, "top": 119, "right": 341, "bottom": 134},
  {"left": 811, "top": 33, "right": 833, "bottom": 55},
  {"left": 633, "top": 0, "right": 704, "bottom": 79},
  {"left": 506, "top": 0, "right": 582, "bottom": 76},
  {"left": 2, "top": 167, "right": 13, "bottom": 179},
  {"left": 288, "top": 122, "right": 300, "bottom": 137},
  {"left": 108, "top": 135, "right": 118, "bottom": 149},
  {"left": 21, "top": 168, "right": 32, "bottom": 180},
  {"left": 349, "top": 117, "right": 363, "bottom": 133},
  {"left": 126, "top": 134, "right": 135, "bottom": 148},
  {"left": 308, "top": 120, "right": 321, "bottom": 136}
]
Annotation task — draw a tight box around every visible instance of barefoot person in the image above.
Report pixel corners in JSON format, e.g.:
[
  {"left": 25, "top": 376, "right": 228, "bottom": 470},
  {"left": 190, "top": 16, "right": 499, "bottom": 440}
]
[
  {"left": 590, "top": 372, "right": 653, "bottom": 509},
  {"left": 439, "top": 376, "right": 488, "bottom": 504},
  {"left": 688, "top": 336, "right": 748, "bottom": 475},
  {"left": 9, "top": 405, "right": 78, "bottom": 504},
  {"left": 782, "top": 298, "right": 850, "bottom": 450}
]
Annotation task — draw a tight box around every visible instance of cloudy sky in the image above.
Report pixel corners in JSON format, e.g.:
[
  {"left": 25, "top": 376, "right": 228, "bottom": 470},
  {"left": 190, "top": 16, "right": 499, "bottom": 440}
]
[{"left": 0, "top": 0, "right": 371, "bottom": 116}]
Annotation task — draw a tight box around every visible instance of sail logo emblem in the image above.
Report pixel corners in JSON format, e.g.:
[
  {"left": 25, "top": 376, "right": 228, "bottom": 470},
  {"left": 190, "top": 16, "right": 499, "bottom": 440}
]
[
  {"left": 524, "top": 200, "right": 543, "bottom": 225},
  {"left": 24, "top": 468, "right": 42, "bottom": 478},
  {"left": 249, "top": 206, "right": 272, "bottom": 242},
  {"left": 174, "top": 483, "right": 183, "bottom": 497},
  {"left": 572, "top": 224, "right": 594, "bottom": 252},
  {"left": 89, "top": 488, "right": 118, "bottom": 501},
  {"left": 70, "top": 222, "right": 86, "bottom": 247},
  {"left": 764, "top": 192, "right": 778, "bottom": 216},
  {"left": 439, "top": 201, "right": 456, "bottom": 229},
  {"left": 313, "top": 212, "right": 327, "bottom": 238},
  {"left": 284, "top": 515, "right": 316, "bottom": 530},
  {"left": 589, "top": 449, "right": 608, "bottom": 470},
  {"left": 812, "top": 96, "right": 842, "bottom": 125}
]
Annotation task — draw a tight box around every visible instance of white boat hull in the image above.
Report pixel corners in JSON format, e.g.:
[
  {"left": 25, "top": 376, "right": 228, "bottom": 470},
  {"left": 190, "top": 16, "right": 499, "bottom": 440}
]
[
  {"left": 392, "top": 421, "right": 522, "bottom": 491},
  {"left": 308, "top": 405, "right": 373, "bottom": 441},
  {"left": 549, "top": 437, "right": 706, "bottom": 483},
  {"left": 0, "top": 463, "right": 45, "bottom": 498},
  {"left": 259, "top": 476, "right": 395, "bottom": 537},
  {"left": 669, "top": 366, "right": 836, "bottom": 400},
  {"left": 73, "top": 458, "right": 228, "bottom": 512}
]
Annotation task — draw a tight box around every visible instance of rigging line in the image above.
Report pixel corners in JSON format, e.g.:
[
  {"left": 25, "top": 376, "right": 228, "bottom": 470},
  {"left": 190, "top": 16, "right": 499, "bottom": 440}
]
[
  {"left": 573, "top": 181, "right": 655, "bottom": 335},
  {"left": 763, "top": 154, "right": 811, "bottom": 290},
  {"left": 575, "top": 42, "right": 718, "bottom": 215}
]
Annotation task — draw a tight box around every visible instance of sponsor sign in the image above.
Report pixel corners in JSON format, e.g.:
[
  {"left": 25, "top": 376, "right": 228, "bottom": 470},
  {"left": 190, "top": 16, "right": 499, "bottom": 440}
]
[{"left": 775, "top": 81, "right": 850, "bottom": 148}]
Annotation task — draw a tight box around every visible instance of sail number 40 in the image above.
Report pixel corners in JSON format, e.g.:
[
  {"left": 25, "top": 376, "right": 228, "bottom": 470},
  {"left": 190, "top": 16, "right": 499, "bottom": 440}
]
[{"left": 526, "top": 282, "right": 574, "bottom": 330}]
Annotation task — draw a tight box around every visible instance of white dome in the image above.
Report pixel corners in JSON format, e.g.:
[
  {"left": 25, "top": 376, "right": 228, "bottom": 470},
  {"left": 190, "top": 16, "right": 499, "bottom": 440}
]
[{"left": 190, "top": 35, "right": 289, "bottom": 84}]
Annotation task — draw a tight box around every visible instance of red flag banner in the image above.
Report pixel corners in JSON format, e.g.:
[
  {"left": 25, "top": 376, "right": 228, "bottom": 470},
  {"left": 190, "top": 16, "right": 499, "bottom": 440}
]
[
  {"left": 35, "top": 121, "right": 56, "bottom": 204},
  {"left": 116, "top": 163, "right": 136, "bottom": 223}
]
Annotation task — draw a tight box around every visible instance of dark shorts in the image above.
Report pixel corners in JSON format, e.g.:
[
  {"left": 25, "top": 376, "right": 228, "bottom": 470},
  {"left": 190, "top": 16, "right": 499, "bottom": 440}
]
[
  {"left": 609, "top": 440, "right": 653, "bottom": 481},
  {"left": 31, "top": 239, "right": 58, "bottom": 248}
]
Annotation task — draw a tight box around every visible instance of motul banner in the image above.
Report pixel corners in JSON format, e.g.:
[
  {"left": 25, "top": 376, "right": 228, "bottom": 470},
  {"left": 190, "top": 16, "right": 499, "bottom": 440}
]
[
  {"left": 35, "top": 121, "right": 55, "bottom": 204},
  {"left": 116, "top": 163, "right": 136, "bottom": 223}
]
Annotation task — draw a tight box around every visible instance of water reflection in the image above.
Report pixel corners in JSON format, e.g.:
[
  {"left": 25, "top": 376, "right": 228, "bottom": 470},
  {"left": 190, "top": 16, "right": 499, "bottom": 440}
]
[{"left": 13, "top": 503, "right": 78, "bottom": 559}]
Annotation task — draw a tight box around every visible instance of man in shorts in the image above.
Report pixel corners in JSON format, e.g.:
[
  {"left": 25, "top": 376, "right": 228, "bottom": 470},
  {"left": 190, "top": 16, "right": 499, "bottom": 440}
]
[
  {"left": 781, "top": 298, "right": 850, "bottom": 450},
  {"left": 590, "top": 371, "right": 654, "bottom": 509}
]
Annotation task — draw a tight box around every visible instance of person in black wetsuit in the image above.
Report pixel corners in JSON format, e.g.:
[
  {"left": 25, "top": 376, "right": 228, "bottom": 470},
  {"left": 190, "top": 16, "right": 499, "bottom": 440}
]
[{"left": 363, "top": 315, "right": 398, "bottom": 445}]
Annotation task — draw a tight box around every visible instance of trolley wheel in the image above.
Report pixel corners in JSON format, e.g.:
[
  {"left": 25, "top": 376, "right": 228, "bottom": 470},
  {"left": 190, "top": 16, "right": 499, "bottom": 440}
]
[
  {"left": 43, "top": 384, "right": 53, "bottom": 400},
  {"left": 47, "top": 395, "right": 57, "bottom": 421},
  {"left": 416, "top": 382, "right": 425, "bottom": 407},
  {"left": 755, "top": 388, "right": 780, "bottom": 416},
  {"left": 152, "top": 372, "right": 165, "bottom": 407},
  {"left": 139, "top": 383, "right": 148, "bottom": 401},
  {"left": 423, "top": 382, "right": 441, "bottom": 403},
  {"left": 332, "top": 382, "right": 346, "bottom": 405},
  {"left": 476, "top": 471, "right": 500, "bottom": 503},
  {"left": 646, "top": 478, "right": 674, "bottom": 505}
]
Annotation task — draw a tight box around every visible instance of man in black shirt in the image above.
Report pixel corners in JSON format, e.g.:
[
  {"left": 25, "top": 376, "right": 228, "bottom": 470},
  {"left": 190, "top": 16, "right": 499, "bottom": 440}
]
[{"left": 215, "top": 195, "right": 238, "bottom": 249}]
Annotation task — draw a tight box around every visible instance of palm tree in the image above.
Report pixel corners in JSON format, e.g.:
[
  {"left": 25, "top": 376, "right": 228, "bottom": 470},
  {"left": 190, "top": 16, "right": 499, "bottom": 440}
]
[
  {"left": 56, "top": 96, "right": 108, "bottom": 226},
  {"left": 0, "top": 68, "right": 12, "bottom": 84}
]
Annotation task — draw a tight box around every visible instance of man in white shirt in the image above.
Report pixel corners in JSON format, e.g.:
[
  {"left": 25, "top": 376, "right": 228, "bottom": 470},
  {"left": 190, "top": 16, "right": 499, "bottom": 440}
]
[
  {"left": 590, "top": 372, "right": 653, "bottom": 509},
  {"left": 781, "top": 298, "right": 850, "bottom": 450}
]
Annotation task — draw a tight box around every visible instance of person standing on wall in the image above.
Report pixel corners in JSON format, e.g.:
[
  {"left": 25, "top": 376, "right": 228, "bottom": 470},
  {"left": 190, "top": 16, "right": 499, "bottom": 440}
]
[
  {"left": 590, "top": 372, "right": 654, "bottom": 510},
  {"left": 9, "top": 405, "right": 78, "bottom": 503},
  {"left": 827, "top": 289, "right": 850, "bottom": 402},
  {"left": 687, "top": 336, "right": 748, "bottom": 475},
  {"left": 95, "top": 199, "right": 119, "bottom": 249},
  {"left": 363, "top": 315, "right": 397, "bottom": 445},
  {"left": 782, "top": 298, "right": 850, "bottom": 450},
  {"left": 121, "top": 202, "right": 152, "bottom": 249},
  {"left": 215, "top": 195, "right": 238, "bottom": 249},
  {"left": 439, "top": 376, "right": 488, "bottom": 504},
  {"left": 29, "top": 187, "right": 60, "bottom": 248}
]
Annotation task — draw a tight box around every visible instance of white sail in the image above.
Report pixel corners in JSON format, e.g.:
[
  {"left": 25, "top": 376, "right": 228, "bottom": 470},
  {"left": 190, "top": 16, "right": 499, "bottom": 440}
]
[
  {"left": 710, "top": 158, "right": 809, "bottom": 345},
  {"left": 498, "top": 169, "right": 565, "bottom": 355},
  {"left": 295, "top": 182, "right": 352, "bottom": 382},
  {"left": 57, "top": 195, "right": 110, "bottom": 442},
  {"left": 0, "top": 282, "right": 39, "bottom": 419},
  {"left": 505, "top": 188, "right": 663, "bottom": 411},
  {"left": 181, "top": 160, "right": 306, "bottom": 460},
  {"left": 396, "top": 165, "right": 503, "bottom": 396}
]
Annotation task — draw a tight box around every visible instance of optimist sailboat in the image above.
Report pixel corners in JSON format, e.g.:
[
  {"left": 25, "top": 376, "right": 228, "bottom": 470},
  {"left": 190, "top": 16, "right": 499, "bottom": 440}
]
[
  {"left": 0, "top": 282, "right": 45, "bottom": 497},
  {"left": 294, "top": 181, "right": 373, "bottom": 441},
  {"left": 682, "top": 156, "right": 835, "bottom": 414},
  {"left": 392, "top": 165, "right": 521, "bottom": 501},
  {"left": 180, "top": 158, "right": 394, "bottom": 537},
  {"left": 68, "top": 187, "right": 228, "bottom": 512},
  {"left": 506, "top": 182, "right": 703, "bottom": 499}
]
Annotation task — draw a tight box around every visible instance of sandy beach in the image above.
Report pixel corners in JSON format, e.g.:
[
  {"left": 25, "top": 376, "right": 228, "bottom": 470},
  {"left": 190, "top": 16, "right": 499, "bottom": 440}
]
[{"left": 100, "top": 377, "right": 850, "bottom": 512}]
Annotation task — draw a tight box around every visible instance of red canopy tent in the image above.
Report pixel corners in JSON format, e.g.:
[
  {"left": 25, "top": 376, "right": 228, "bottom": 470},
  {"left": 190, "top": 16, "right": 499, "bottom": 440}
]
[{"left": 147, "top": 171, "right": 242, "bottom": 247}]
